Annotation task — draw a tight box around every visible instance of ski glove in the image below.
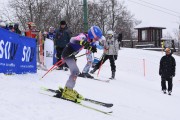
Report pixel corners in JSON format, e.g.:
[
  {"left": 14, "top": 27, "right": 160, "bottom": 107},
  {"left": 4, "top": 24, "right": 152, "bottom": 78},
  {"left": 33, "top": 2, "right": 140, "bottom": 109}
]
[
  {"left": 87, "top": 46, "right": 97, "bottom": 53},
  {"left": 79, "top": 40, "right": 90, "bottom": 48}
]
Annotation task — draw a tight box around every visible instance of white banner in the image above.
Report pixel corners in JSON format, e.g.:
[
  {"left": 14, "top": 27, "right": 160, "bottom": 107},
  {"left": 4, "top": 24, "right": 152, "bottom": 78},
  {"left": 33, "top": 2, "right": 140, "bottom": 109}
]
[{"left": 44, "top": 38, "right": 54, "bottom": 69}]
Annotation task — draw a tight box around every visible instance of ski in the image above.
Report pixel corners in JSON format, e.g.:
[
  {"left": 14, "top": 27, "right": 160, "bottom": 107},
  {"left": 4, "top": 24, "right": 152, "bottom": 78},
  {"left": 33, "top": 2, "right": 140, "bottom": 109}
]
[
  {"left": 40, "top": 92, "right": 113, "bottom": 115},
  {"left": 92, "top": 78, "right": 110, "bottom": 83},
  {"left": 41, "top": 87, "right": 113, "bottom": 108}
]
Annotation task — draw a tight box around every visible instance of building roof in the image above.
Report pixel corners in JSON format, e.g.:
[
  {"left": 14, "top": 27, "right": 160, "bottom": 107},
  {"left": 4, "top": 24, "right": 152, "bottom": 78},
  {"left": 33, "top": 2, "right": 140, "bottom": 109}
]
[{"left": 134, "top": 22, "right": 166, "bottom": 29}]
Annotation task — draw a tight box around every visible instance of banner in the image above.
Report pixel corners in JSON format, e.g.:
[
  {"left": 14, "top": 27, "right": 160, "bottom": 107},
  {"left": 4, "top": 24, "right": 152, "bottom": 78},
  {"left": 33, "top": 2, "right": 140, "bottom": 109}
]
[
  {"left": 44, "top": 38, "right": 54, "bottom": 69},
  {"left": 0, "top": 28, "right": 36, "bottom": 74}
]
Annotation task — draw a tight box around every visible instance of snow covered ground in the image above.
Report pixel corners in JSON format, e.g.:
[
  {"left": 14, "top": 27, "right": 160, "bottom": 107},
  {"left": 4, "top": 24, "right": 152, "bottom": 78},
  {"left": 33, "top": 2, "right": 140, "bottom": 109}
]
[{"left": 0, "top": 48, "right": 180, "bottom": 120}]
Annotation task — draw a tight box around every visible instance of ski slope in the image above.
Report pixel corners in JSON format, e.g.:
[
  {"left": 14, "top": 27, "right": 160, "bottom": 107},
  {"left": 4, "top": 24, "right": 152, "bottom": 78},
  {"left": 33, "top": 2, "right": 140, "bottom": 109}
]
[{"left": 0, "top": 48, "right": 180, "bottom": 120}]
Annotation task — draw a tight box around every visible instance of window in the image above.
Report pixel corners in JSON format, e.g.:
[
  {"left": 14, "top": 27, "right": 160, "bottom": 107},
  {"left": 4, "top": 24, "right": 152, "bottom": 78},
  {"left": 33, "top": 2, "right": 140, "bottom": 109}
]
[{"left": 141, "top": 30, "right": 148, "bottom": 41}]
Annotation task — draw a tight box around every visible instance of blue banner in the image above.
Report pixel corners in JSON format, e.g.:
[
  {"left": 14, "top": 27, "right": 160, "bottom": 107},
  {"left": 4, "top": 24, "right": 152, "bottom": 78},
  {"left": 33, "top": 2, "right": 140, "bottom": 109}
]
[{"left": 0, "top": 28, "right": 37, "bottom": 74}]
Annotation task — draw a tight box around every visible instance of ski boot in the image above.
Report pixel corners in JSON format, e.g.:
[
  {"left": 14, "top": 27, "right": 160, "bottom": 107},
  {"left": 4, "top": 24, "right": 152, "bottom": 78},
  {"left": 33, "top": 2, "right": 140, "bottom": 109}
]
[
  {"left": 57, "top": 66, "right": 63, "bottom": 70},
  {"left": 90, "top": 67, "right": 98, "bottom": 74},
  {"left": 168, "top": 91, "right": 172, "bottom": 95},
  {"left": 78, "top": 72, "right": 86, "bottom": 78},
  {"left": 162, "top": 90, "right": 166, "bottom": 94},
  {"left": 64, "top": 67, "right": 68, "bottom": 71},
  {"left": 85, "top": 73, "right": 94, "bottom": 79},
  {"left": 109, "top": 71, "right": 115, "bottom": 80},
  {"left": 62, "top": 87, "right": 83, "bottom": 103}
]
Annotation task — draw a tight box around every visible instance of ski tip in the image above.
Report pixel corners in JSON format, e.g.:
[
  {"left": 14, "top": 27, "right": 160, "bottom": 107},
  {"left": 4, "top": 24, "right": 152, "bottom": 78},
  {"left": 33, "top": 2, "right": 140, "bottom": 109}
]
[
  {"left": 108, "top": 111, "right": 113, "bottom": 113},
  {"left": 107, "top": 104, "right": 113, "bottom": 108}
]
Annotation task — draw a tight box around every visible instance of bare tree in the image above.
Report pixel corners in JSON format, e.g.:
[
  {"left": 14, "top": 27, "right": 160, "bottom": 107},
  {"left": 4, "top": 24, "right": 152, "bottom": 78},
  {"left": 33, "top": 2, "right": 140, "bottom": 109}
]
[{"left": 5, "top": 0, "right": 140, "bottom": 38}]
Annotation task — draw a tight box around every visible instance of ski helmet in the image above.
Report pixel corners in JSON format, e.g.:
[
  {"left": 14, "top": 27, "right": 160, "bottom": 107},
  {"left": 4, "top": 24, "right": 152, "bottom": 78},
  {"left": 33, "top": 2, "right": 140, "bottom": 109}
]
[
  {"left": 88, "top": 26, "right": 103, "bottom": 40},
  {"left": 106, "top": 30, "right": 114, "bottom": 36}
]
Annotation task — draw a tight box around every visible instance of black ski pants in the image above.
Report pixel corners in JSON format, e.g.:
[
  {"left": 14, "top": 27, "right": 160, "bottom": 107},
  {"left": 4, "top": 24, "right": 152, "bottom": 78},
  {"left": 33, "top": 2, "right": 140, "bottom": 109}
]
[
  {"left": 161, "top": 77, "right": 173, "bottom": 92},
  {"left": 56, "top": 46, "right": 68, "bottom": 68},
  {"left": 95, "top": 55, "right": 116, "bottom": 72}
]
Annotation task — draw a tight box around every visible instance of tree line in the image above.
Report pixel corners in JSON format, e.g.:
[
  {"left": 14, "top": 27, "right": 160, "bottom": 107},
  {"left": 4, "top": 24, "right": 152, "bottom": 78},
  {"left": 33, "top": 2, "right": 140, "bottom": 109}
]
[{"left": 7, "top": 0, "right": 141, "bottom": 39}]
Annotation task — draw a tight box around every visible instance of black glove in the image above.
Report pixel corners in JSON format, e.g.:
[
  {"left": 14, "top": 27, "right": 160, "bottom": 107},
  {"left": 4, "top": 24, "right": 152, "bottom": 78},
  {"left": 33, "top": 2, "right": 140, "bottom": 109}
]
[
  {"left": 79, "top": 40, "right": 90, "bottom": 48},
  {"left": 114, "top": 55, "right": 118, "bottom": 60},
  {"left": 87, "top": 46, "right": 97, "bottom": 53}
]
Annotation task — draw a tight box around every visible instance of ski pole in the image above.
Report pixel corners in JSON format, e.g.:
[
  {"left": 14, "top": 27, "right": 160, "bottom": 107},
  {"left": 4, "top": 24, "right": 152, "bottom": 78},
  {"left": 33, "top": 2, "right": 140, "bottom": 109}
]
[
  {"left": 50, "top": 53, "right": 86, "bottom": 71},
  {"left": 40, "top": 59, "right": 63, "bottom": 80},
  {"left": 40, "top": 51, "right": 80, "bottom": 80},
  {"left": 75, "top": 53, "right": 86, "bottom": 58}
]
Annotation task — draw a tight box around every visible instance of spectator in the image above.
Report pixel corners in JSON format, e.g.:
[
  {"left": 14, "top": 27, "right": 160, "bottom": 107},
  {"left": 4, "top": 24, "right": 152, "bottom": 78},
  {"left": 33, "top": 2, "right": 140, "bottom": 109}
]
[
  {"left": 117, "top": 33, "right": 122, "bottom": 48},
  {"left": 0, "top": 22, "right": 6, "bottom": 29},
  {"left": 47, "top": 26, "right": 55, "bottom": 40},
  {"left": 8, "top": 23, "right": 14, "bottom": 32},
  {"left": 25, "top": 22, "right": 39, "bottom": 38},
  {"left": 159, "top": 48, "right": 176, "bottom": 95},
  {"left": 55, "top": 20, "right": 72, "bottom": 71},
  {"left": 14, "top": 23, "right": 21, "bottom": 35}
]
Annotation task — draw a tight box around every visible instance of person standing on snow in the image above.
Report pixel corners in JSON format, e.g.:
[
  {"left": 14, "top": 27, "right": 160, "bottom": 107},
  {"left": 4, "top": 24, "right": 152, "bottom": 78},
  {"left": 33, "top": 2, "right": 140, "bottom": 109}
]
[
  {"left": 55, "top": 26, "right": 103, "bottom": 103},
  {"left": 14, "top": 23, "right": 21, "bottom": 35},
  {"left": 159, "top": 48, "right": 176, "bottom": 95},
  {"left": 55, "top": 20, "right": 72, "bottom": 71},
  {"left": 90, "top": 30, "right": 119, "bottom": 79},
  {"left": 78, "top": 36, "right": 106, "bottom": 79}
]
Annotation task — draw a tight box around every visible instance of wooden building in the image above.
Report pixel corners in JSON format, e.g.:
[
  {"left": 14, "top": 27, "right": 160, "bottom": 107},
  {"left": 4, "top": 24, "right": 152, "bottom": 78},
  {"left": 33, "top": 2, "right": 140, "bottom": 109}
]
[{"left": 135, "top": 26, "right": 166, "bottom": 47}]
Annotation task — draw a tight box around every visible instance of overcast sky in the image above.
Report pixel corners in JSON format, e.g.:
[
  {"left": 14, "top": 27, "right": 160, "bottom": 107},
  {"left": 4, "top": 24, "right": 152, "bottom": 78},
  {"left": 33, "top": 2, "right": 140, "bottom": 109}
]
[
  {"left": 124, "top": 0, "right": 180, "bottom": 35},
  {"left": 1, "top": 0, "right": 180, "bottom": 35}
]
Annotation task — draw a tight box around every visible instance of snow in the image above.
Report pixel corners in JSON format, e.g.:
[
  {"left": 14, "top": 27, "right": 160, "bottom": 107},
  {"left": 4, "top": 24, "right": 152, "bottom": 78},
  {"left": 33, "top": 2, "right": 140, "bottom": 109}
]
[{"left": 0, "top": 48, "right": 180, "bottom": 120}]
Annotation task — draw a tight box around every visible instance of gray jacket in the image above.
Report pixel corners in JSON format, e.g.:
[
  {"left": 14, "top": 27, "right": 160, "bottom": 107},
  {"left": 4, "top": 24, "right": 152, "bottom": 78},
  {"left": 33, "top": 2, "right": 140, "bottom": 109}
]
[{"left": 103, "top": 37, "right": 119, "bottom": 55}]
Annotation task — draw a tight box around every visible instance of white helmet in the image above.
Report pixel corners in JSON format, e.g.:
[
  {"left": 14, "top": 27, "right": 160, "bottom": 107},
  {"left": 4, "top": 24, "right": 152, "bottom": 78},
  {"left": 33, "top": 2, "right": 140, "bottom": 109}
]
[
  {"left": 0, "top": 22, "right": 6, "bottom": 27},
  {"left": 49, "top": 26, "right": 55, "bottom": 32},
  {"left": 106, "top": 30, "right": 114, "bottom": 36}
]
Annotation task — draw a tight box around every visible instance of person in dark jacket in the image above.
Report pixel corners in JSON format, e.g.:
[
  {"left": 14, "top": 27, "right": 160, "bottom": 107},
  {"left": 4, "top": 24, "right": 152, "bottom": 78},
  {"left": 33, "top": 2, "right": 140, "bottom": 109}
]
[
  {"left": 14, "top": 23, "right": 21, "bottom": 35},
  {"left": 159, "top": 48, "right": 176, "bottom": 95},
  {"left": 55, "top": 20, "right": 72, "bottom": 70}
]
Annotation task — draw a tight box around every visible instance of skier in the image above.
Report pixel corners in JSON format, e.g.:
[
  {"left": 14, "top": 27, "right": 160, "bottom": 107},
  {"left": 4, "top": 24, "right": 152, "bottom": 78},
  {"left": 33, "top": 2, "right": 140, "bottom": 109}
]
[
  {"left": 55, "top": 26, "right": 103, "bottom": 103},
  {"left": 159, "top": 48, "right": 176, "bottom": 95},
  {"left": 78, "top": 36, "right": 106, "bottom": 79},
  {"left": 90, "top": 30, "right": 119, "bottom": 79}
]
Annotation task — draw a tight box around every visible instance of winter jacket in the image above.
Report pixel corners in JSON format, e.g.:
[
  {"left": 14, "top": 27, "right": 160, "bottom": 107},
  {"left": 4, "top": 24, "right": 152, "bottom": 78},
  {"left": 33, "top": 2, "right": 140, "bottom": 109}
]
[
  {"left": 55, "top": 26, "right": 71, "bottom": 48},
  {"left": 47, "top": 32, "right": 55, "bottom": 40},
  {"left": 103, "top": 37, "right": 119, "bottom": 55},
  {"left": 159, "top": 54, "right": 176, "bottom": 78}
]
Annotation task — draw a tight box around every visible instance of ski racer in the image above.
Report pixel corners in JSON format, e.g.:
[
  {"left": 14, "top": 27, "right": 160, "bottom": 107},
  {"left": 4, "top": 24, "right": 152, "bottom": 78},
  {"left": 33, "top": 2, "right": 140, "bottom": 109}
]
[
  {"left": 55, "top": 26, "right": 103, "bottom": 103},
  {"left": 90, "top": 30, "right": 119, "bottom": 79}
]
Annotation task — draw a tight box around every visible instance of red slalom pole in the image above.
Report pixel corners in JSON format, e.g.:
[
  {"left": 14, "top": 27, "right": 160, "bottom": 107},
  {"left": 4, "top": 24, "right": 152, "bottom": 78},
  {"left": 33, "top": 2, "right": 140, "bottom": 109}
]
[{"left": 97, "top": 54, "right": 105, "bottom": 77}]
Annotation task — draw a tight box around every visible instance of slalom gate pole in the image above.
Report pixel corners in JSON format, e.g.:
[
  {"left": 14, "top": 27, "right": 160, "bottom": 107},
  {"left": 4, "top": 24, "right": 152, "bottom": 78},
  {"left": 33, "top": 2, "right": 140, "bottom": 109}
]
[
  {"left": 143, "top": 59, "right": 146, "bottom": 77},
  {"left": 97, "top": 54, "right": 105, "bottom": 77}
]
